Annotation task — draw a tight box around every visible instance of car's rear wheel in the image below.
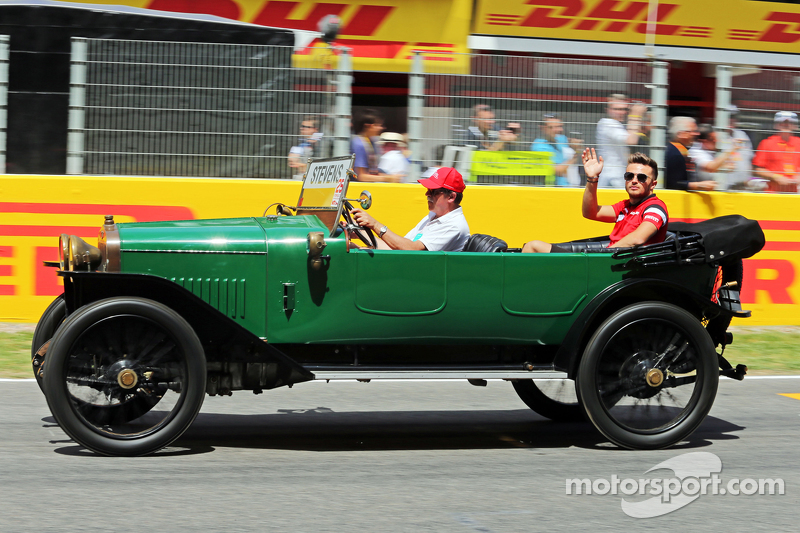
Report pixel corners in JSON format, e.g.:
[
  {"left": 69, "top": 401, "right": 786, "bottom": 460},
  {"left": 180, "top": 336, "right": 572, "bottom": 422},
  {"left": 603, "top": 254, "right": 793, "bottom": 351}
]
[
  {"left": 32, "top": 294, "right": 67, "bottom": 392},
  {"left": 577, "top": 301, "right": 718, "bottom": 450},
  {"left": 512, "top": 379, "right": 583, "bottom": 421},
  {"left": 44, "top": 297, "right": 206, "bottom": 456}
]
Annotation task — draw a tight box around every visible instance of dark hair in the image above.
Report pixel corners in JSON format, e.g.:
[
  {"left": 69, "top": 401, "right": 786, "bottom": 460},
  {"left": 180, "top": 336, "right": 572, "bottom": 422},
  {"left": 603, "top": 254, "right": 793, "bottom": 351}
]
[
  {"left": 697, "top": 123, "right": 714, "bottom": 141},
  {"left": 302, "top": 115, "right": 320, "bottom": 130},
  {"left": 354, "top": 109, "right": 382, "bottom": 134},
  {"left": 628, "top": 152, "right": 658, "bottom": 180}
]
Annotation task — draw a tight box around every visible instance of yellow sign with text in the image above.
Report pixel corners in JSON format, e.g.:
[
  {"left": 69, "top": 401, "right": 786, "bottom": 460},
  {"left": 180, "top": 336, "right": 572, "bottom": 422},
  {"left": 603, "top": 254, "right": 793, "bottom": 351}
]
[
  {"left": 60, "top": 0, "right": 473, "bottom": 73},
  {"left": 2, "top": 174, "right": 800, "bottom": 326},
  {"left": 471, "top": 151, "right": 556, "bottom": 184},
  {"left": 474, "top": 0, "right": 800, "bottom": 54}
]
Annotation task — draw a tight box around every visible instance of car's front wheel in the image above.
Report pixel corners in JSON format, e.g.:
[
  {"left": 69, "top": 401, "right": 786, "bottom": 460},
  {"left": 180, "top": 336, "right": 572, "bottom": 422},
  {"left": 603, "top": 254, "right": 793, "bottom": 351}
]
[
  {"left": 31, "top": 294, "right": 67, "bottom": 392},
  {"left": 577, "top": 301, "right": 718, "bottom": 450},
  {"left": 44, "top": 297, "right": 206, "bottom": 456}
]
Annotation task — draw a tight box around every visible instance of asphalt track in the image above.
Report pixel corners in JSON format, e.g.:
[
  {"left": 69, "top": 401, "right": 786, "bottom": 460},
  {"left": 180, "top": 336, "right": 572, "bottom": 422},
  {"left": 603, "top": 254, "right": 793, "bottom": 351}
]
[{"left": 1, "top": 377, "right": 798, "bottom": 532}]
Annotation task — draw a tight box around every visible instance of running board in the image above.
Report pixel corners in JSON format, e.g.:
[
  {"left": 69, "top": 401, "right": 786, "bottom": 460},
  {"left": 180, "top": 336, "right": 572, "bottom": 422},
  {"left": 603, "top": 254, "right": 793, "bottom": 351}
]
[{"left": 311, "top": 370, "right": 569, "bottom": 381}]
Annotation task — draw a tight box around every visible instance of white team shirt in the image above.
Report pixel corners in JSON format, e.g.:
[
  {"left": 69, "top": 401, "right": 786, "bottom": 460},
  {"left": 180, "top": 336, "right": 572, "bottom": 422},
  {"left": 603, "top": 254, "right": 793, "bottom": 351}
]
[
  {"left": 596, "top": 118, "right": 630, "bottom": 188},
  {"left": 404, "top": 206, "right": 470, "bottom": 252},
  {"left": 378, "top": 150, "right": 411, "bottom": 181},
  {"left": 688, "top": 145, "right": 717, "bottom": 184}
]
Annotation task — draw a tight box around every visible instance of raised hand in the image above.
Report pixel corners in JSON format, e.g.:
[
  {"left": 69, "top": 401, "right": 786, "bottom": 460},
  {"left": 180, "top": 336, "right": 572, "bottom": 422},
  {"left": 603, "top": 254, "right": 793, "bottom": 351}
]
[{"left": 582, "top": 147, "right": 604, "bottom": 178}]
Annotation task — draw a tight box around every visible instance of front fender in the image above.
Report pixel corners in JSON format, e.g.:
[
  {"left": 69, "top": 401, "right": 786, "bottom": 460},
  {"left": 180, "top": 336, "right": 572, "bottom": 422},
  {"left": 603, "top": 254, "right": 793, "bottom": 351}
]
[{"left": 59, "top": 271, "right": 314, "bottom": 388}]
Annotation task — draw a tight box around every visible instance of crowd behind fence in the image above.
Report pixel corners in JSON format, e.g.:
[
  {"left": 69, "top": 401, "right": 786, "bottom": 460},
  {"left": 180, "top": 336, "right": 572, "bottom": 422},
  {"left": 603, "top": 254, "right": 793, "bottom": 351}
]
[{"left": 2, "top": 36, "right": 798, "bottom": 193}]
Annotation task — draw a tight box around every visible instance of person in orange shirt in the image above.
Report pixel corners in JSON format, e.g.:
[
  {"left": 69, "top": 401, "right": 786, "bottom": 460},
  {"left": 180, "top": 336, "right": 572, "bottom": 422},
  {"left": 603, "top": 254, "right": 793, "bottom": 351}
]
[{"left": 753, "top": 111, "right": 800, "bottom": 193}]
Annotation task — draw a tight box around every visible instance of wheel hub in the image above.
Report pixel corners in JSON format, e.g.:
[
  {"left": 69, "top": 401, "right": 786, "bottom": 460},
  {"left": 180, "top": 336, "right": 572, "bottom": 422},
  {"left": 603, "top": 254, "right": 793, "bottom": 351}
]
[
  {"left": 106, "top": 359, "right": 140, "bottom": 390},
  {"left": 117, "top": 369, "right": 139, "bottom": 389},
  {"left": 646, "top": 368, "right": 664, "bottom": 387}
]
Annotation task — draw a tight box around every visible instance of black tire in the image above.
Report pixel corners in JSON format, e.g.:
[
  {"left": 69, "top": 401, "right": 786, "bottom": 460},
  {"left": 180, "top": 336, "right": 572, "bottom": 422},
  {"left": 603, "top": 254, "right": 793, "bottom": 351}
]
[
  {"left": 31, "top": 294, "right": 68, "bottom": 392},
  {"left": 577, "top": 302, "right": 718, "bottom": 450},
  {"left": 512, "top": 379, "right": 583, "bottom": 422},
  {"left": 43, "top": 297, "right": 206, "bottom": 456}
]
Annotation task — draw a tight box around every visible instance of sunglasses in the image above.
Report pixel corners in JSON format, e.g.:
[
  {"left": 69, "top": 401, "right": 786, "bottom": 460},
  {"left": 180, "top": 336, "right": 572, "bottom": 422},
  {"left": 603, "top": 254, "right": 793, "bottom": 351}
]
[
  {"left": 426, "top": 188, "right": 451, "bottom": 198},
  {"left": 624, "top": 172, "right": 651, "bottom": 182}
]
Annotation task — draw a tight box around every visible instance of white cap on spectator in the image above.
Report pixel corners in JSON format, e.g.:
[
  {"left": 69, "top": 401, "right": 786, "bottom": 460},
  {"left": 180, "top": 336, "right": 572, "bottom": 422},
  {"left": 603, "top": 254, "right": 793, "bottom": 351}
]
[
  {"left": 774, "top": 111, "right": 798, "bottom": 124},
  {"left": 379, "top": 132, "right": 406, "bottom": 146},
  {"left": 421, "top": 166, "right": 441, "bottom": 178}
]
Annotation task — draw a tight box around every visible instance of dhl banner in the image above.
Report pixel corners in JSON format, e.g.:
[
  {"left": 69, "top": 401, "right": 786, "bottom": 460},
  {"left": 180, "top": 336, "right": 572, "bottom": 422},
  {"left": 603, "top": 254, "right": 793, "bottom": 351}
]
[
  {"left": 2, "top": 174, "right": 800, "bottom": 326},
  {"left": 473, "top": 0, "right": 800, "bottom": 62},
  {"left": 60, "top": 0, "right": 473, "bottom": 73}
]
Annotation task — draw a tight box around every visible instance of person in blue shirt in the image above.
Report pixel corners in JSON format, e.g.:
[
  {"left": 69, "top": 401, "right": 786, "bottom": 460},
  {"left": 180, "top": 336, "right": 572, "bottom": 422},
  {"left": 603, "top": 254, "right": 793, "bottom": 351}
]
[
  {"left": 530, "top": 114, "right": 582, "bottom": 186},
  {"left": 350, "top": 109, "right": 400, "bottom": 182}
]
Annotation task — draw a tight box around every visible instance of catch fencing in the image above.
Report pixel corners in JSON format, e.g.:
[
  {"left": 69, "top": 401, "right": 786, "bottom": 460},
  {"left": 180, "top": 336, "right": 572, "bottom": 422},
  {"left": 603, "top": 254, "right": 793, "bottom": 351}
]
[
  {"left": 716, "top": 65, "right": 800, "bottom": 192},
  {"left": 411, "top": 53, "right": 664, "bottom": 186},
  {"left": 67, "top": 38, "right": 341, "bottom": 179},
  {"left": 0, "top": 35, "right": 8, "bottom": 174}
]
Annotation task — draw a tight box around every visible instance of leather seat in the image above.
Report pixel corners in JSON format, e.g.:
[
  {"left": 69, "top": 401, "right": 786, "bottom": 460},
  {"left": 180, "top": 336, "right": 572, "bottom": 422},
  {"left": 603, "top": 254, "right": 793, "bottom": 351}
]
[{"left": 463, "top": 234, "right": 508, "bottom": 253}]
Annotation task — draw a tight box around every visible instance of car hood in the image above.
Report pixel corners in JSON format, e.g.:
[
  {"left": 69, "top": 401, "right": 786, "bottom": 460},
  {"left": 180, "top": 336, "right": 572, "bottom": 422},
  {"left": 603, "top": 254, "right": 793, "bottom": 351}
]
[
  {"left": 119, "top": 218, "right": 268, "bottom": 253},
  {"left": 118, "top": 215, "right": 330, "bottom": 253}
]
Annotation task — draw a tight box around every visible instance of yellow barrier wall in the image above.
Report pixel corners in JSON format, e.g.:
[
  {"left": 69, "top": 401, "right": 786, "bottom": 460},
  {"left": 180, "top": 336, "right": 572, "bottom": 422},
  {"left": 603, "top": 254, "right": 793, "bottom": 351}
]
[{"left": 1, "top": 175, "right": 797, "bottom": 325}]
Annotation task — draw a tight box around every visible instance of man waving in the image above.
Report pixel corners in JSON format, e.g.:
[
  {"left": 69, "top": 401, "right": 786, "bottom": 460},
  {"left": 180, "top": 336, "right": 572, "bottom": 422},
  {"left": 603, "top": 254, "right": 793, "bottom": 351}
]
[{"left": 523, "top": 150, "right": 668, "bottom": 253}]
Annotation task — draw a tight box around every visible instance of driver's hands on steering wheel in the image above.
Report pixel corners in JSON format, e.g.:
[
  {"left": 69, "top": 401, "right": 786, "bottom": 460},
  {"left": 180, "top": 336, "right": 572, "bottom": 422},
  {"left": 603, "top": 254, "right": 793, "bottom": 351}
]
[{"left": 349, "top": 207, "right": 376, "bottom": 231}]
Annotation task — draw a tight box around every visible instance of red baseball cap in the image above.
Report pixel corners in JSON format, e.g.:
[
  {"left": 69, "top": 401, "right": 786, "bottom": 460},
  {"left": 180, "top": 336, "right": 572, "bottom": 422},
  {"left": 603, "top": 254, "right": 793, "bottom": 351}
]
[{"left": 418, "top": 167, "right": 466, "bottom": 193}]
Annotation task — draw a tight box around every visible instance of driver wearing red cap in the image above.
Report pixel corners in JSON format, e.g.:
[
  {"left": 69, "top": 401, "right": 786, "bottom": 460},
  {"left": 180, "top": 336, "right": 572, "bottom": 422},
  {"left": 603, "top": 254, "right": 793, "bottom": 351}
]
[{"left": 350, "top": 167, "right": 470, "bottom": 251}]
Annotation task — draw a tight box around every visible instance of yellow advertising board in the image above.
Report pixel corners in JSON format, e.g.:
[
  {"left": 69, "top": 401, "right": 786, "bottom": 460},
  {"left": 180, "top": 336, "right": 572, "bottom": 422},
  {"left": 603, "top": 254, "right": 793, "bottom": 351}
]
[
  {"left": 59, "top": 0, "right": 472, "bottom": 73},
  {"left": 2, "top": 174, "right": 800, "bottom": 326},
  {"left": 474, "top": 0, "right": 800, "bottom": 56}
]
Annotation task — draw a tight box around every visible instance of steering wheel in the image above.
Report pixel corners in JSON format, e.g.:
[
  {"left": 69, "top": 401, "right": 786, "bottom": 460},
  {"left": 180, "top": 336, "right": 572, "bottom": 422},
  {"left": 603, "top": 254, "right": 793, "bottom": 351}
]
[{"left": 342, "top": 200, "right": 378, "bottom": 249}]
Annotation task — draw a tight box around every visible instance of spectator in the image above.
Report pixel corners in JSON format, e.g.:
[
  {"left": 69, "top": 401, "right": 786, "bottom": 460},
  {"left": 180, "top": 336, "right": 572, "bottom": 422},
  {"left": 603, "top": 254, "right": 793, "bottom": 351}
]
[
  {"left": 351, "top": 109, "right": 399, "bottom": 182},
  {"left": 464, "top": 104, "right": 518, "bottom": 151},
  {"left": 634, "top": 109, "right": 652, "bottom": 156},
  {"left": 665, "top": 116, "right": 716, "bottom": 191},
  {"left": 378, "top": 132, "right": 411, "bottom": 182},
  {"left": 726, "top": 105, "right": 754, "bottom": 190},
  {"left": 689, "top": 123, "right": 732, "bottom": 189},
  {"left": 530, "top": 113, "right": 583, "bottom": 186},
  {"left": 287, "top": 116, "right": 322, "bottom": 180},
  {"left": 595, "top": 94, "right": 647, "bottom": 188},
  {"left": 752, "top": 111, "right": 800, "bottom": 193}
]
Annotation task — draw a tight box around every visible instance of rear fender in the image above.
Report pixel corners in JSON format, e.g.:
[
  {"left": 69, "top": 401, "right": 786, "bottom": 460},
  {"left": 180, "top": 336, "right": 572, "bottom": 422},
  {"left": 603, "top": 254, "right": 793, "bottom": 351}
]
[{"left": 553, "top": 278, "right": 736, "bottom": 379}]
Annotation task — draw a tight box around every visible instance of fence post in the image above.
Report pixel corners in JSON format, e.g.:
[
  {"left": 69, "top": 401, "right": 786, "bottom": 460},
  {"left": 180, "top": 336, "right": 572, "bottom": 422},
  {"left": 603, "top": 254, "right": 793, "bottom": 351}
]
[
  {"left": 407, "top": 51, "right": 424, "bottom": 181},
  {"left": 714, "top": 65, "right": 733, "bottom": 190},
  {"left": 67, "top": 37, "right": 87, "bottom": 175},
  {"left": 333, "top": 47, "right": 352, "bottom": 158},
  {"left": 0, "top": 35, "right": 9, "bottom": 174},
  {"left": 649, "top": 61, "right": 668, "bottom": 174}
]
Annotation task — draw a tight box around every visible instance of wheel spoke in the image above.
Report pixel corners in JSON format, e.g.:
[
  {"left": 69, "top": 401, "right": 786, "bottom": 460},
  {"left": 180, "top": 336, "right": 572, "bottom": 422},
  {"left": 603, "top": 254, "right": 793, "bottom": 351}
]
[{"left": 64, "top": 315, "right": 187, "bottom": 437}]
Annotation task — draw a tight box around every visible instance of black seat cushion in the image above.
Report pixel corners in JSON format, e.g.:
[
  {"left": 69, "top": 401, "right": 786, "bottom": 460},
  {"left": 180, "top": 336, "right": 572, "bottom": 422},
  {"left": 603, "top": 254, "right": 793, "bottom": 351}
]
[{"left": 463, "top": 234, "right": 508, "bottom": 253}]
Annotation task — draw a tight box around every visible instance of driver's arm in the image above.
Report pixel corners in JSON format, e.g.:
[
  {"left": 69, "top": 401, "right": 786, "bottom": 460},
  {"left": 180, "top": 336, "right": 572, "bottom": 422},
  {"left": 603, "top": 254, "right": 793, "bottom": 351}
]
[
  {"left": 350, "top": 208, "right": 426, "bottom": 251},
  {"left": 609, "top": 221, "right": 658, "bottom": 248},
  {"left": 379, "top": 228, "right": 426, "bottom": 251}
]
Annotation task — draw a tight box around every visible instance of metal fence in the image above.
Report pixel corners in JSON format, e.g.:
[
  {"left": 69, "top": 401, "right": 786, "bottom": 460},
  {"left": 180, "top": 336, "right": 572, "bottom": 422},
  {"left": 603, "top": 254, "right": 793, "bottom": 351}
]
[
  {"left": 716, "top": 66, "right": 800, "bottom": 192},
  {"left": 67, "top": 38, "right": 341, "bottom": 178},
  {"left": 0, "top": 35, "right": 8, "bottom": 174},
  {"left": 412, "top": 53, "right": 663, "bottom": 186}
]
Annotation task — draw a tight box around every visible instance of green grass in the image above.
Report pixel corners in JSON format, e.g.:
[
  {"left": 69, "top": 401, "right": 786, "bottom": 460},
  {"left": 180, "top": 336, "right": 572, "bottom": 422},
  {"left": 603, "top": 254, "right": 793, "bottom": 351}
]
[
  {"left": 723, "top": 328, "right": 800, "bottom": 375},
  {"left": 0, "top": 331, "right": 35, "bottom": 379},
  {"left": 1, "top": 327, "right": 799, "bottom": 379}
]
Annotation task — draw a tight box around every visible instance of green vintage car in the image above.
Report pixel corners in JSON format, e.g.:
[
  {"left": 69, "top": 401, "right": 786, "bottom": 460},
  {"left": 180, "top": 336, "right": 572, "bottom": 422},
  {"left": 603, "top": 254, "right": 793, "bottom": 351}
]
[{"left": 32, "top": 157, "right": 764, "bottom": 456}]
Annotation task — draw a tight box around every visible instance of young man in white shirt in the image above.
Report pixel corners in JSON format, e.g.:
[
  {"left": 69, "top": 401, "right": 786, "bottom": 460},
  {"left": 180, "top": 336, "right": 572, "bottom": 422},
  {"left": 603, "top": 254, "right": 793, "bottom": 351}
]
[
  {"left": 595, "top": 94, "right": 647, "bottom": 188},
  {"left": 349, "top": 167, "right": 470, "bottom": 252},
  {"left": 377, "top": 132, "right": 411, "bottom": 182}
]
